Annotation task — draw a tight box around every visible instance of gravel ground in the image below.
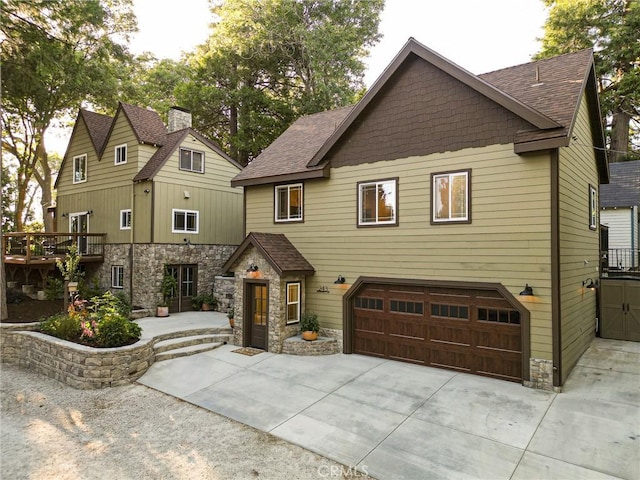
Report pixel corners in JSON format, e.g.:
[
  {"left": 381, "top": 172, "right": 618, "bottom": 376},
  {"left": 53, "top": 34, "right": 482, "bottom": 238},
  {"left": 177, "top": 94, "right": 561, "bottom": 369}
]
[{"left": 1, "top": 364, "right": 372, "bottom": 479}]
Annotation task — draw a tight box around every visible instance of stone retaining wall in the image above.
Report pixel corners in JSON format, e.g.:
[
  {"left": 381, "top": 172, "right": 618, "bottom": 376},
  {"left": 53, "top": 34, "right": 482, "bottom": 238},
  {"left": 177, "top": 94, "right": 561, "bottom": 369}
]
[
  {"left": 282, "top": 336, "right": 340, "bottom": 355},
  {"left": 0, "top": 324, "right": 154, "bottom": 389}
]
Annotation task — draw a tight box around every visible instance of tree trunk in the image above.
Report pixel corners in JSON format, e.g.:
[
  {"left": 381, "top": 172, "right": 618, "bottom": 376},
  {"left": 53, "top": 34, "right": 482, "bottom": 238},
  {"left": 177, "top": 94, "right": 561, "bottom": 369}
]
[
  {"left": 609, "top": 109, "right": 630, "bottom": 163},
  {"left": 229, "top": 103, "right": 238, "bottom": 161},
  {"left": 1, "top": 257, "right": 7, "bottom": 321},
  {"left": 34, "top": 132, "right": 54, "bottom": 232}
]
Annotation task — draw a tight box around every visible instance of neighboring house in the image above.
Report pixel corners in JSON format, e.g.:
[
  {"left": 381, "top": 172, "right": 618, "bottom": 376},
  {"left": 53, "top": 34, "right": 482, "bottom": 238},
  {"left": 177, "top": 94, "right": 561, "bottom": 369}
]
[
  {"left": 600, "top": 160, "right": 640, "bottom": 272},
  {"left": 54, "top": 103, "right": 244, "bottom": 311},
  {"left": 223, "top": 38, "right": 608, "bottom": 390}
]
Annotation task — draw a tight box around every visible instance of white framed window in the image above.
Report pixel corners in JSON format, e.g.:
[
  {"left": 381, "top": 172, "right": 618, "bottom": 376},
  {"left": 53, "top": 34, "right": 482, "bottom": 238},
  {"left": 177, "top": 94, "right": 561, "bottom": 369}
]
[
  {"left": 120, "top": 209, "right": 132, "bottom": 230},
  {"left": 275, "top": 183, "right": 303, "bottom": 222},
  {"left": 111, "top": 265, "right": 124, "bottom": 289},
  {"left": 115, "top": 144, "right": 127, "bottom": 165},
  {"left": 432, "top": 170, "right": 471, "bottom": 223},
  {"left": 73, "top": 154, "right": 87, "bottom": 184},
  {"left": 358, "top": 178, "right": 397, "bottom": 226},
  {"left": 589, "top": 185, "right": 597, "bottom": 230},
  {"left": 172, "top": 209, "right": 199, "bottom": 233},
  {"left": 179, "top": 148, "right": 204, "bottom": 173},
  {"left": 286, "top": 282, "right": 301, "bottom": 324}
]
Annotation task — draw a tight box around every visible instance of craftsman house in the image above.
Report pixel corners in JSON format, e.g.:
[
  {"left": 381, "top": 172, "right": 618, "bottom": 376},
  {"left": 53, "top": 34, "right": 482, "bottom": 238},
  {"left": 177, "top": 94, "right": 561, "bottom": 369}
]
[
  {"left": 51, "top": 103, "right": 244, "bottom": 310},
  {"left": 600, "top": 160, "right": 640, "bottom": 273},
  {"left": 224, "top": 38, "right": 608, "bottom": 390}
]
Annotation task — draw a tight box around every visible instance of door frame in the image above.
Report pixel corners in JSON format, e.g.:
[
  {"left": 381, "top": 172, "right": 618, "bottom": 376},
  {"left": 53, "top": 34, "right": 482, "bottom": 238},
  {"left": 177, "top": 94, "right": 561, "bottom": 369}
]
[
  {"left": 166, "top": 264, "right": 198, "bottom": 313},
  {"left": 243, "top": 278, "right": 269, "bottom": 351}
]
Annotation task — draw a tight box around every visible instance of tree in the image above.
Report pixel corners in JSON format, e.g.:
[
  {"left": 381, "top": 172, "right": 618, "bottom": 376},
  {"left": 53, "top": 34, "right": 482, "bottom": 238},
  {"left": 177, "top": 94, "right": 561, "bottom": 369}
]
[
  {"left": 178, "top": 0, "right": 383, "bottom": 164},
  {"left": 0, "top": 0, "right": 138, "bottom": 231},
  {"left": 535, "top": 0, "right": 640, "bottom": 162}
]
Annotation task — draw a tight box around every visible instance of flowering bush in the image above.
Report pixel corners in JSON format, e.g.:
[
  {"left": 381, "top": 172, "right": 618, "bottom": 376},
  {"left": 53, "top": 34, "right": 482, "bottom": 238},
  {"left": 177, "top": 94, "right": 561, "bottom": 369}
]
[{"left": 39, "top": 291, "right": 141, "bottom": 348}]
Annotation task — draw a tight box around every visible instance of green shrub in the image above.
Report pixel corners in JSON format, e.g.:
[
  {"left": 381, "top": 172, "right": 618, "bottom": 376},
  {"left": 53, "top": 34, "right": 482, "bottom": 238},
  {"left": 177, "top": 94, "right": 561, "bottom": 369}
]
[
  {"left": 89, "top": 291, "right": 131, "bottom": 318},
  {"left": 80, "top": 276, "right": 103, "bottom": 300},
  {"left": 96, "top": 314, "right": 141, "bottom": 348},
  {"left": 44, "top": 277, "right": 64, "bottom": 300},
  {"left": 113, "top": 291, "right": 132, "bottom": 317},
  {"left": 40, "top": 313, "right": 82, "bottom": 342}
]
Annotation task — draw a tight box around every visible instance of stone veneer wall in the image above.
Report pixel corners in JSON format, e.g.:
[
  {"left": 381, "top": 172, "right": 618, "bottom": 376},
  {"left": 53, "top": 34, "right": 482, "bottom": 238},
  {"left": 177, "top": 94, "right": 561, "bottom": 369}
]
[
  {"left": 213, "top": 276, "right": 235, "bottom": 314},
  {"left": 231, "top": 246, "right": 306, "bottom": 353},
  {"left": 524, "top": 358, "right": 559, "bottom": 392},
  {"left": 0, "top": 324, "right": 153, "bottom": 389},
  {"left": 94, "top": 243, "right": 236, "bottom": 309}
]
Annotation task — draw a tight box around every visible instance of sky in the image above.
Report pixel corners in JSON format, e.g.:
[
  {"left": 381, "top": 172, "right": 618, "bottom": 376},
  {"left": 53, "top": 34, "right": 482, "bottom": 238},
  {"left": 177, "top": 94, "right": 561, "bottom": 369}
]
[{"left": 48, "top": 0, "right": 549, "bottom": 155}]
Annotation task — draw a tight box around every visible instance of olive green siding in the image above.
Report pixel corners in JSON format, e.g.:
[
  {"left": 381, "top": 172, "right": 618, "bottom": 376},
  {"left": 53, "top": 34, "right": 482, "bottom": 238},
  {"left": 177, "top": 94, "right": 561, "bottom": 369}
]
[
  {"left": 557, "top": 92, "right": 600, "bottom": 382},
  {"left": 56, "top": 117, "right": 96, "bottom": 193},
  {"left": 151, "top": 136, "right": 243, "bottom": 245},
  {"left": 245, "top": 143, "right": 555, "bottom": 359},
  {"left": 133, "top": 181, "right": 153, "bottom": 243}
]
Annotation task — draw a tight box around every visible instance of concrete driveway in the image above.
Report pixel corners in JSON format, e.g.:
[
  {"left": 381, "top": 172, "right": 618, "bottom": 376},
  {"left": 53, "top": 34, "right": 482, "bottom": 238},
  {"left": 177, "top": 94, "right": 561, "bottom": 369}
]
[{"left": 138, "top": 337, "right": 639, "bottom": 480}]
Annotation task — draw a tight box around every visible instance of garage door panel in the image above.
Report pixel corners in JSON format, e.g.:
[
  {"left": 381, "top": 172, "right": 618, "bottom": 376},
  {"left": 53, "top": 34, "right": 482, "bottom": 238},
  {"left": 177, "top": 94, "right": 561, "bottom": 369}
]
[{"left": 351, "top": 282, "right": 524, "bottom": 383}]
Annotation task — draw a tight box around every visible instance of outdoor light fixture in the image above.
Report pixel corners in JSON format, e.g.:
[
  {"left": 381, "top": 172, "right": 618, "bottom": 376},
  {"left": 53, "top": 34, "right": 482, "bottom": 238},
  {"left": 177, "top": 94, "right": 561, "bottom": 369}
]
[
  {"left": 519, "top": 284, "right": 534, "bottom": 296},
  {"left": 61, "top": 213, "right": 68, "bottom": 218},
  {"left": 583, "top": 278, "right": 598, "bottom": 290},
  {"left": 317, "top": 286, "right": 330, "bottom": 293},
  {"left": 246, "top": 263, "right": 259, "bottom": 273},
  {"left": 334, "top": 275, "right": 346, "bottom": 284}
]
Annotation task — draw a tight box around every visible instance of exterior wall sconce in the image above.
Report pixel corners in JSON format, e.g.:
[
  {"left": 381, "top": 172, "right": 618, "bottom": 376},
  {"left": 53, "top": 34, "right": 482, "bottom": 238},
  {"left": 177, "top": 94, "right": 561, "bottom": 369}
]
[
  {"left": 334, "top": 275, "right": 346, "bottom": 284},
  {"left": 61, "top": 213, "right": 68, "bottom": 218},
  {"left": 184, "top": 190, "right": 190, "bottom": 199},
  {"left": 144, "top": 189, "right": 150, "bottom": 194},
  {"left": 183, "top": 238, "right": 191, "bottom": 246},
  {"left": 519, "top": 284, "right": 534, "bottom": 296},
  {"left": 317, "top": 286, "right": 330, "bottom": 293},
  {"left": 583, "top": 278, "right": 598, "bottom": 290},
  {"left": 246, "top": 263, "right": 259, "bottom": 273}
]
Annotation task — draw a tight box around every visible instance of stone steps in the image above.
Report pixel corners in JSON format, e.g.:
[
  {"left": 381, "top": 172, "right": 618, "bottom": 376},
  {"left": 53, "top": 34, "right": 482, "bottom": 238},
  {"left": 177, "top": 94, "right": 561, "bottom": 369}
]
[{"left": 153, "top": 329, "right": 233, "bottom": 362}]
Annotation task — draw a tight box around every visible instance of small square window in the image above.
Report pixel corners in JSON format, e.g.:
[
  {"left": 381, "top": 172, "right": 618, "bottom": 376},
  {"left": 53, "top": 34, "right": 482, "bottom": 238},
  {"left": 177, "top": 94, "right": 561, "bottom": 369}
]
[
  {"left": 275, "top": 184, "right": 303, "bottom": 222},
  {"left": 432, "top": 170, "right": 470, "bottom": 223},
  {"left": 358, "top": 178, "right": 397, "bottom": 226},
  {"left": 73, "top": 154, "right": 87, "bottom": 184},
  {"left": 115, "top": 144, "right": 127, "bottom": 165},
  {"left": 120, "top": 209, "right": 132, "bottom": 230},
  {"left": 172, "top": 209, "right": 199, "bottom": 233},
  {"left": 111, "top": 265, "right": 124, "bottom": 289},
  {"left": 179, "top": 148, "right": 205, "bottom": 173}
]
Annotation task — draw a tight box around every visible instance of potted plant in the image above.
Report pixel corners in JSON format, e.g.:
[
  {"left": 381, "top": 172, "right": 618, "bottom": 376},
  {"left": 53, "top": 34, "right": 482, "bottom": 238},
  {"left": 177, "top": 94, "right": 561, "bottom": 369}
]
[
  {"left": 227, "top": 308, "right": 235, "bottom": 328},
  {"left": 300, "top": 311, "right": 319, "bottom": 341},
  {"left": 157, "top": 270, "right": 177, "bottom": 317},
  {"left": 191, "top": 294, "right": 204, "bottom": 311},
  {"left": 201, "top": 293, "right": 217, "bottom": 311}
]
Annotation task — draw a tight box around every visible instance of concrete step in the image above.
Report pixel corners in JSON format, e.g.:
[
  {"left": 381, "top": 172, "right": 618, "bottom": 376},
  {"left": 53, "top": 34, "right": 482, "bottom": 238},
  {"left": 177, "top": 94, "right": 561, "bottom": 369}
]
[
  {"left": 153, "top": 334, "right": 231, "bottom": 354},
  {"left": 154, "top": 342, "right": 225, "bottom": 362},
  {"left": 153, "top": 327, "right": 232, "bottom": 343}
]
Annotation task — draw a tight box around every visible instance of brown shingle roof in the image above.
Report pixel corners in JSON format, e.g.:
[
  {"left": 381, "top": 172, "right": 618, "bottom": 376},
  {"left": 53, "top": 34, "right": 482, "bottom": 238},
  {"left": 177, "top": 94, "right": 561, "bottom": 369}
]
[
  {"left": 231, "top": 106, "right": 353, "bottom": 187},
  {"left": 119, "top": 102, "right": 167, "bottom": 147},
  {"left": 80, "top": 109, "right": 112, "bottom": 154},
  {"left": 232, "top": 39, "right": 605, "bottom": 186},
  {"left": 222, "top": 232, "right": 315, "bottom": 275}
]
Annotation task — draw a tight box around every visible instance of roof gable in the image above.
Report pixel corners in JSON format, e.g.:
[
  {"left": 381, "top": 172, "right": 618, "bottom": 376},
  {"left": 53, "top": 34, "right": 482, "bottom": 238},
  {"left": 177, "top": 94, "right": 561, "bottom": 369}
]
[
  {"left": 223, "top": 232, "right": 315, "bottom": 275},
  {"left": 101, "top": 103, "right": 167, "bottom": 157},
  {"left": 133, "top": 127, "right": 242, "bottom": 182},
  {"left": 80, "top": 109, "right": 112, "bottom": 154}
]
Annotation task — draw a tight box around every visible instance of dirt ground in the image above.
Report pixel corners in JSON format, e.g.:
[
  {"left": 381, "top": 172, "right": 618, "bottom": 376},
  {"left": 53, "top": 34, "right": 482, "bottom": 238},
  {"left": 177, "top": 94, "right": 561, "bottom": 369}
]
[{"left": 3, "top": 291, "right": 64, "bottom": 323}]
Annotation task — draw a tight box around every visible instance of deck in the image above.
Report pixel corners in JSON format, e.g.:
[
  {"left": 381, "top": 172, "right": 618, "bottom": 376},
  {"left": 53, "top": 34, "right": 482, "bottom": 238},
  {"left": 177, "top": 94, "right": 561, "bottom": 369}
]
[{"left": 3, "top": 233, "right": 105, "bottom": 265}]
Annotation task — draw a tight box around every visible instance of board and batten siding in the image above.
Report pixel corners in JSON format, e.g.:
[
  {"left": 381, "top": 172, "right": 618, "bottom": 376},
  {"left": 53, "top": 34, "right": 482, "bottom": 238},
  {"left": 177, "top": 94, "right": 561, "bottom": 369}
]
[
  {"left": 56, "top": 117, "right": 96, "bottom": 193},
  {"left": 152, "top": 136, "right": 243, "bottom": 245},
  {"left": 245, "top": 143, "right": 555, "bottom": 359},
  {"left": 557, "top": 92, "right": 600, "bottom": 382}
]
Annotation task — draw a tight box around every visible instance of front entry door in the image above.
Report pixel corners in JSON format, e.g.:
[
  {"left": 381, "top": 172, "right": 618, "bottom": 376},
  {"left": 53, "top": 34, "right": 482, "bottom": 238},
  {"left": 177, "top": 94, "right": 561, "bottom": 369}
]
[
  {"left": 247, "top": 282, "right": 268, "bottom": 350},
  {"left": 167, "top": 264, "right": 197, "bottom": 313}
]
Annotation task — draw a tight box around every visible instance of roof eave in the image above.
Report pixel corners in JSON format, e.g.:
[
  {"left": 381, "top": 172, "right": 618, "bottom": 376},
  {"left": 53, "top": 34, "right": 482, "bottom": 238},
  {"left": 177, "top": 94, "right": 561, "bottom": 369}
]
[
  {"left": 514, "top": 136, "right": 569, "bottom": 154},
  {"left": 231, "top": 166, "right": 328, "bottom": 187}
]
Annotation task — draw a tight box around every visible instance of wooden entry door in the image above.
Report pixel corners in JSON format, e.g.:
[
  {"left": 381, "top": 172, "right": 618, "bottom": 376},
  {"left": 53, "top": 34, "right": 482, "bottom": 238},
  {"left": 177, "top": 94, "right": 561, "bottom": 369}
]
[
  {"left": 247, "top": 282, "right": 268, "bottom": 350},
  {"left": 167, "top": 264, "right": 197, "bottom": 313}
]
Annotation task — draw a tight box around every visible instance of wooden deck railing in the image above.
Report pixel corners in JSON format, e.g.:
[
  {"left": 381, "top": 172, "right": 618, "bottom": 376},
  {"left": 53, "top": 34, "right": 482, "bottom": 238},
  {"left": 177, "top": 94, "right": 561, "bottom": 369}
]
[{"left": 2, "top": 232, "right": 106, "bottom": 265}]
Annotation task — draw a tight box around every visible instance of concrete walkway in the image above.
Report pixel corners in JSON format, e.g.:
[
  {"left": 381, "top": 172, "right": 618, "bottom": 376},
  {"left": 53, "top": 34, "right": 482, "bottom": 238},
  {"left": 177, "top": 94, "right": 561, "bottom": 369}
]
[{"left": 137, "top": 316, "right": 640, "bottom": 480}]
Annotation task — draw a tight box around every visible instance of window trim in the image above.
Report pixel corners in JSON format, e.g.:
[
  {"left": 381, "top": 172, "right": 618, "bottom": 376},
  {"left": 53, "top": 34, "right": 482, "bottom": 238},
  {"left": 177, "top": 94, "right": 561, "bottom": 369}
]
[
  {"left": 589, "top": 184, "right": 597, "bottom": 230},
  {"left": 111, "top": 265, "right": 124, "bottom": 289},
  {"left": 72, "top": 154, "right": 87, "bottom": 184},
  {"left": 114, "top": 144, "right": 127, "bottom": 165},
  {"left": 171, "top": 208, "right": 199, "bottom": 234},
  {"left": 357, "top": 177, "right": 399, "bottom": 227},
  {"left": 431, "top": 169, "right": 471, "bottom": 224},
  {"left": 274, "top": 183, "right": 304, "bottom": 223},
  {"left": 120, "top": 209, "right": 132, "bottom": 230},
  {"left": 179, "top": 148, "right": 205, "bottom": 173},
  {"left": 286, "top": 281, "right": 301, "bottom": 325}
]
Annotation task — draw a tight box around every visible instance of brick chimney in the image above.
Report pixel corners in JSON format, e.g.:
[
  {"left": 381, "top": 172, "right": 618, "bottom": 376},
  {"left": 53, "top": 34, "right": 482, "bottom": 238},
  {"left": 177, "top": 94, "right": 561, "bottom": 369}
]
[{"left": 168, "top": 106, "right": 192, "bottom": 132}]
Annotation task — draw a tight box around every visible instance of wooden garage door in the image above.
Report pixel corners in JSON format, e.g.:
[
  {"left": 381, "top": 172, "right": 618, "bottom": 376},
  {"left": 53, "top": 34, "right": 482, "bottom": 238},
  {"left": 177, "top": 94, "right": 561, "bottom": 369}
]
[{"left": 353, "top": 283, "right": 523, "bottom": 382}]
